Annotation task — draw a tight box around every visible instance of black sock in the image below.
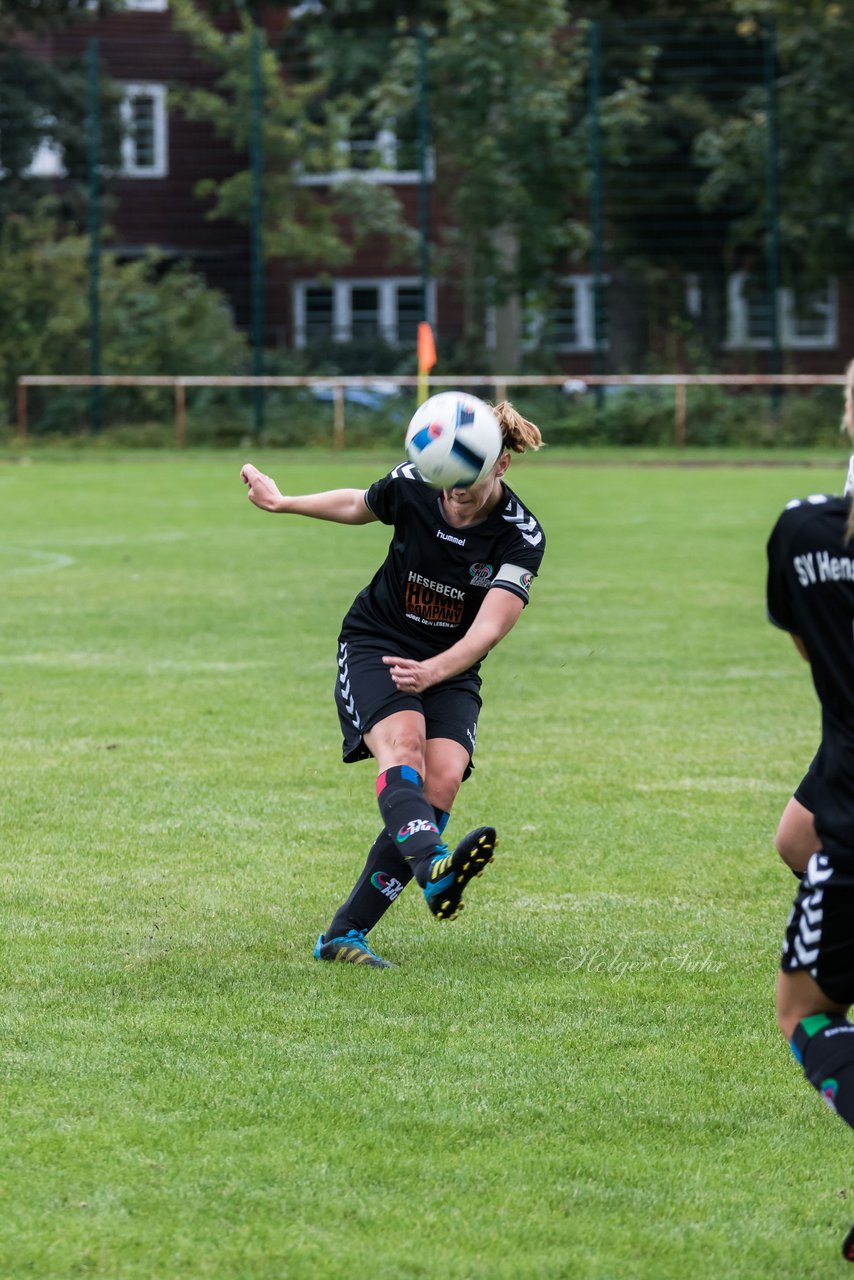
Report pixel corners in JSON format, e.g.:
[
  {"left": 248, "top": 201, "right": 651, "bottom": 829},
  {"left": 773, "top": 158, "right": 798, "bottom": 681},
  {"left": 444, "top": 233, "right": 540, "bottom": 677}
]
[
  {"left": 325, "top": 807, "right": 450, "bottom": 940},
  {"left": 325, "top": 831, "right": 411, "bottom": 940},
  {"left": 793, "top": 1014, "right": 854, "bottom": 1127},
  {"left": 376, "top": 766, "right": 446, "bottom": 886}
]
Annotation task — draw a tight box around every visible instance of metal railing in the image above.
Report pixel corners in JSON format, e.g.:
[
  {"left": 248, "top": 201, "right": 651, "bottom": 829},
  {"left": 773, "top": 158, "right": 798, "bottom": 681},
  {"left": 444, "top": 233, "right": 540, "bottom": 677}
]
[{"left": 16, "top": 372, "right": 847, "bottom": 448}]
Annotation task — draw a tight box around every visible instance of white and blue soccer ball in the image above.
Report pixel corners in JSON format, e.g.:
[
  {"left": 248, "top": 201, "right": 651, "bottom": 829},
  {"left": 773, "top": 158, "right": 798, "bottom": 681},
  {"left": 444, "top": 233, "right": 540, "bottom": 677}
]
[{"left": 405, "top": 392, "right": 502, "bottom": 490}]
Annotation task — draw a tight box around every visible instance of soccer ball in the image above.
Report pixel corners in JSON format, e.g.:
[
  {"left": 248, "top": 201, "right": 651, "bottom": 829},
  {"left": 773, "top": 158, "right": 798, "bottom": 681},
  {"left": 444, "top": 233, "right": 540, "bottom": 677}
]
[{"left": 405, "top": 392, "right": 502, "bottom": 490}]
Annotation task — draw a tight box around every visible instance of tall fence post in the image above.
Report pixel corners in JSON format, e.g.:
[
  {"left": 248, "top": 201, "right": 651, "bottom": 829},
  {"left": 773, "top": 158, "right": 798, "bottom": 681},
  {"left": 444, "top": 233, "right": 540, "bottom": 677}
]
[
  {"left": 86, "top": 38, "right": 102, "bottom": 435},
  {"left": 417, "top": 26, "right": 431, "bottom": 331},
  {"left": 249, "top": 26, "right": 265, "bottom": 434},
  {"left": 588, "top": 21, "right": 605, "bottom": 409},
  {"left": 764, "top": 17, "right": 783, "bottom": 414}
]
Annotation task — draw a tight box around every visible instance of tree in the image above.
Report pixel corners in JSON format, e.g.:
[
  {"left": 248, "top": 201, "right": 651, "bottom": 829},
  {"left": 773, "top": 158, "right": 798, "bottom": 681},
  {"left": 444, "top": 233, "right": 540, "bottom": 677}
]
[
  {"left": 580, "top": 15, "right": 770, "bottom": 366},
  {"left": 0, "top": 2, "right": 122, "bottom": 226},
  {"left": 576, "top": 0, "right": 854, "bottom": 349},
  {"left": 375, "top": 1, "right": 589, "bottom": 366},
  {"left": 0, "top": 207, "right": 247, "bottom": 430},
  {"left": 168, "top": 0, "right": 416, "bottom": 268},
  {"left": 695, "top": 2, "right": 854, "bottom": 286}
]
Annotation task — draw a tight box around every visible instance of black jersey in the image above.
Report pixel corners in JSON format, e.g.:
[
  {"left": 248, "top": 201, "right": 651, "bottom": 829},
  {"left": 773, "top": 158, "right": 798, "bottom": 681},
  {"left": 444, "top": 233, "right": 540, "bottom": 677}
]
[
  {"left": 340, "top": 461, "right": 546, "bottom": 668},
  {"left": 767, "top": 493, "right": 854, "bottom": 857}
]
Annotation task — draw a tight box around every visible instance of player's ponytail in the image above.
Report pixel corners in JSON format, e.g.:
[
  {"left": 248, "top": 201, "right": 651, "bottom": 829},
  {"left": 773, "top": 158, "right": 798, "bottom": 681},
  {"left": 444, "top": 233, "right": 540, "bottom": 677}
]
[
  {"left": 845, "top": 359, "right": 854, "bottom": 544},
  {"left": 492, "top": 401, "right": 544, "bottom": 454}
]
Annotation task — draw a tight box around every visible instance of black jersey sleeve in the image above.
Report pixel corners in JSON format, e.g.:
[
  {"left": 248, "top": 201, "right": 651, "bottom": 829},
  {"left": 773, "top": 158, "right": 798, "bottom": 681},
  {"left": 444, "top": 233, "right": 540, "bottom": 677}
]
[
  {"left": 364, "top": 462, "right": 420, "bottom": 525},
  {"left": 766, "top": 505, "right": 800, "bottom": 633},
  {"left": 491, "top": 561, "right": 539, "bottom": 604},
  {"left": 489, "top": 497, "right": 546, "bottom": 605}
]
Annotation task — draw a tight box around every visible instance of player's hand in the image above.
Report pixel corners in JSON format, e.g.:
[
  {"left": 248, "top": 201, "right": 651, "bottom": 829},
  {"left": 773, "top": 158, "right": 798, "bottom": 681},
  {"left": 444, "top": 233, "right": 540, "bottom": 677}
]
[
  {"left": 241, "top": 463, "right": 284, "bottom": 512},
  {"left": 383, "top": 655, "right": 436, "bottom": 693}
]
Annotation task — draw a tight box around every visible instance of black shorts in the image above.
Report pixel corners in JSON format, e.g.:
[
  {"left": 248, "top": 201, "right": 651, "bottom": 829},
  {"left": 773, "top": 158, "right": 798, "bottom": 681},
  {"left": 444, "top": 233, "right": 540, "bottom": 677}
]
[
  {"left": 793, "top": 746, "right": 823, "bottom": 813},
  {"left": 781, "top": 849, "right": 854, "bottom": 1004},
  {"left": 334, "top": 637, "right": 482, "bottom": 776}
]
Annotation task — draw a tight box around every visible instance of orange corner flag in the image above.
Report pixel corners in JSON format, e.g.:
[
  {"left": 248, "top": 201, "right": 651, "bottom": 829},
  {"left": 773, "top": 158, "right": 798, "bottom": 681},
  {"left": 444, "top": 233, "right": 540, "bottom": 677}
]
[
  {"left": 417, "top": 321, "right": 436, "bottom": 373},
  {"left": 417, "top": 321, "right": 436, "bottom": 406}
]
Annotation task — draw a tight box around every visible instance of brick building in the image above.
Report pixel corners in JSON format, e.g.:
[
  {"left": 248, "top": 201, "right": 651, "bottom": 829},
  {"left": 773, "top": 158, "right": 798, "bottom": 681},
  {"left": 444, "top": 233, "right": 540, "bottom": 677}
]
[{"left": 24, "top": 2, "right": 854, "bottom": 374}]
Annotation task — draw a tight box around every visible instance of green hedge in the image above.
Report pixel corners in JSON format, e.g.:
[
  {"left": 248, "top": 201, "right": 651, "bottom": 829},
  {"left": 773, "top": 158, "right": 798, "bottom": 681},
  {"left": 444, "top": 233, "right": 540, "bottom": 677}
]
[{"left": 8, "top": 382, "right": 848, "bottom": 451}]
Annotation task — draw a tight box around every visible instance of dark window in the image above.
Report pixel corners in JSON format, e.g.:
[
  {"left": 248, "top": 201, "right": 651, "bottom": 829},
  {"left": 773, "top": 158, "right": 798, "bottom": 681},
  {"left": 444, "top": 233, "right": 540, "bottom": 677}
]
[
  {"left": 305, "top": 286, "right": 334, "bottom": 340},
  {"left": 351, "top": 287, "right": 379, "bottom": 338},
  {"left": 396, "top": 287, "right": 422, "bottom": 344},
  {"left": 130, "top": 94, "right": 157, "bottom": 169}
]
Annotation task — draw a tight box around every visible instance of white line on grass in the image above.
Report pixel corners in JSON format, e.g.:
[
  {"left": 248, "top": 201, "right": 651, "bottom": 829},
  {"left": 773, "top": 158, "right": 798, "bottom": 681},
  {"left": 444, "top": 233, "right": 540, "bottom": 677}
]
[
  {"left": 55, "top": 532, "right": 188, "bottom": 548},
  {"left": 634, "top": 777, "right": 783, "bottom": 793},
  {"left": 1, "top": 652, "right": 269, "bottom": 673},
  {"left": 0, "top": 545, "right": 75, "bottom": 575}
]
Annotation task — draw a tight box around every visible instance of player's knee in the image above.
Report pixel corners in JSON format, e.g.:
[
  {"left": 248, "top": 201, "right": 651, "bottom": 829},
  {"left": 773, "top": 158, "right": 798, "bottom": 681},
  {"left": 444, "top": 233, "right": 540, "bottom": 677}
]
[
  {"left": 776, "top": 970, "right": 804, "bottom": 1040},
  {"left": 775, "top": 971, "right": 831, "bottom": 1041},
  {"left": 385, "top": 732, "right": 426, "bottom": 776},
  {"left": 424, "top": 772, "right": 460, "bottom": 815},
  {"left": 776, "top": 1002, "right": 801, "bottom": 1042}
]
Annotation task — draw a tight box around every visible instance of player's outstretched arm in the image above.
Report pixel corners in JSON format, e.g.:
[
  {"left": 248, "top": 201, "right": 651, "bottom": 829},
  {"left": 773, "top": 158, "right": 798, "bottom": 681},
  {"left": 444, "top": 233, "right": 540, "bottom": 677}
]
[{"left": 240, "top": 463, "right": 377, "bottom": 525}]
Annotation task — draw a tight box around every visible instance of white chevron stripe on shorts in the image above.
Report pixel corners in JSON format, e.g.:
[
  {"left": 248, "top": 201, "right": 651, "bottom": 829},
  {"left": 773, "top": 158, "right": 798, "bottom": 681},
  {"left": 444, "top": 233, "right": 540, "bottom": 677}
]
[
  {"left": 337, "top": 642, "right": 362, "bottom": 729},
  {"left": 793, "top": 887, "right": 824, "bottom": 968}
]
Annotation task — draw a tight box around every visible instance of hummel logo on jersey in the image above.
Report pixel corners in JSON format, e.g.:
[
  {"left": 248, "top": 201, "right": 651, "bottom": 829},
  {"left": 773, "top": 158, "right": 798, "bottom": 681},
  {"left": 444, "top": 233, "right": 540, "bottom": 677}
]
[
  {"left": 397, "top": 819, "right": 439, "bottom": 843},
  {"left": 502, "top": 498, "right": 543, "bottom": 547},
  {"left": 437, "top": 529, "right": 466, "bottom": 546}
]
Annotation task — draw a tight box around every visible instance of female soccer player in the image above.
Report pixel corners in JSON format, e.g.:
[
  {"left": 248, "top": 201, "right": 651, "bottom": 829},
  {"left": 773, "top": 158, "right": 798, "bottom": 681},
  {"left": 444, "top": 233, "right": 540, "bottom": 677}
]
[
  {"left": 774, "top": 433, "right": 854, "bottom": 875},
  {"left": 766, "top": 359, "right": 854, "bottom": 1262},
  {"left": 241, "top": 401, "right": 546, "bottom": 969}
]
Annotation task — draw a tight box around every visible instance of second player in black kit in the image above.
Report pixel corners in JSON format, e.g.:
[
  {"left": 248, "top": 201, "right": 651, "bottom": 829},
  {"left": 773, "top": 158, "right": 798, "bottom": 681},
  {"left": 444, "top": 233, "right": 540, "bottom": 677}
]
[
  {"left": 241, "top": 400, "right": 546, "bottom": 969},
  {"left": 773, "top": 451, "right": 854, "bottom": 877},
  {"left": 766, "top": 359, "right": 854, "bottom": 1263}
]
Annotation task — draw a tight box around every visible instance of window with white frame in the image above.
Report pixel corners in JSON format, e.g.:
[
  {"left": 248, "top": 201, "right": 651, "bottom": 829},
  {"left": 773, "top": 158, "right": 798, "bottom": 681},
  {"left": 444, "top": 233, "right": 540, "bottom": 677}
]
[
  {"left": 293, "top": 278, "right": 436, "bottom": 347},
  {"left": 120, "top": 84, "right": 168, "bottom": 178},
  {"left": 727, "top": 273, "right": 838, "bottom": 349},
  {"left": 786, "top": 282, "right": 838, "bottom": 346},
  {"left": 520, "top": 276, "right": 608, "bottom": 353},
  {"left": 298, "top": 112, "right": 432, "bottom": 187}
]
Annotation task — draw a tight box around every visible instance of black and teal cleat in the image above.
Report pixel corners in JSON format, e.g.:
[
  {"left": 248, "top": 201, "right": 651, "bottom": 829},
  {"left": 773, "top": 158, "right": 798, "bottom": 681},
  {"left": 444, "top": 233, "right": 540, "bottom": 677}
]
[
  {"left": 423, "top": 826, "right": 497, "bottom": 921},
  {"left": 313, "top": 929, "right": 394, "bottom": 969}
]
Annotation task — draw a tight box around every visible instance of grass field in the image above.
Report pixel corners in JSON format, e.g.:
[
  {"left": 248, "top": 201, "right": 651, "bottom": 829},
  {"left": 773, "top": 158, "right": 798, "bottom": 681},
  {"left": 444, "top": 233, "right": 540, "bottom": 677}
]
[{"left": 2, "top": 448, "right": 853, "bottom": 1279}]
